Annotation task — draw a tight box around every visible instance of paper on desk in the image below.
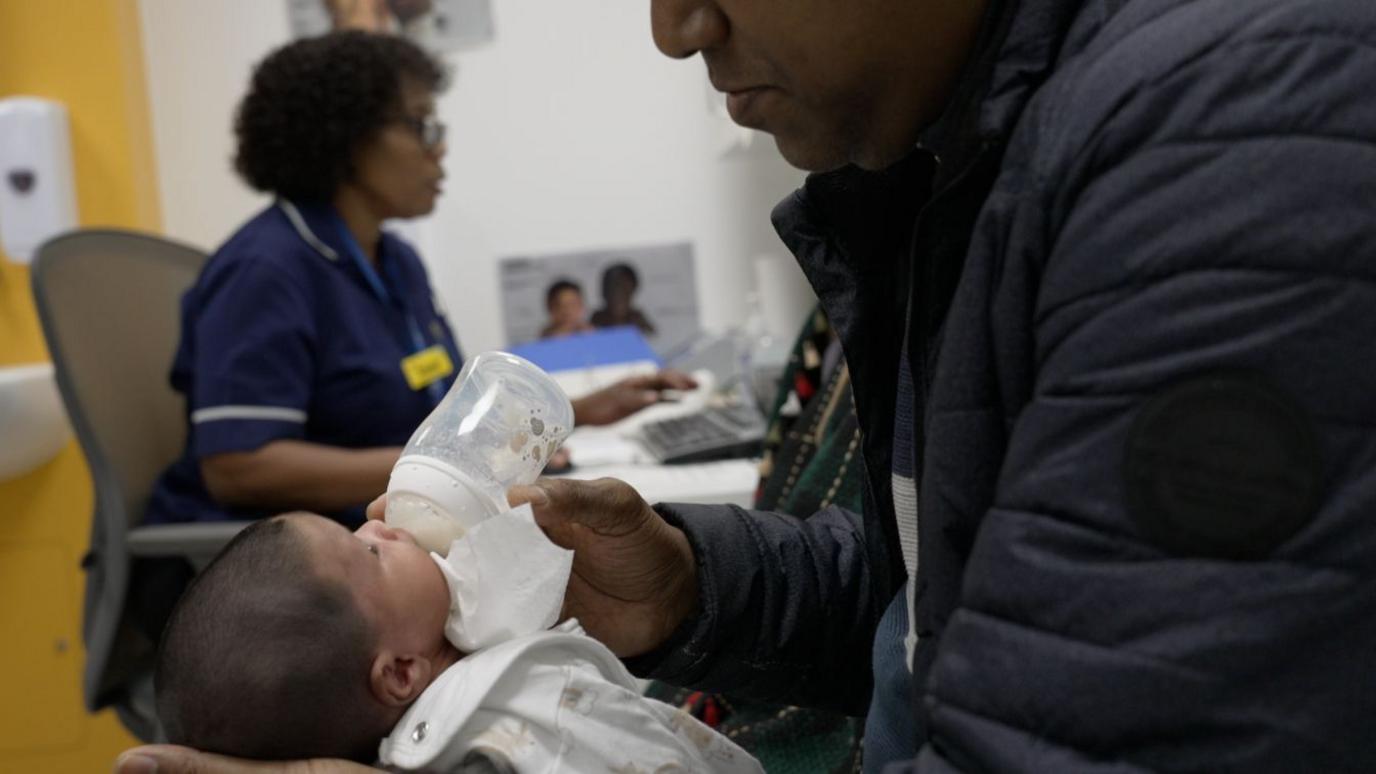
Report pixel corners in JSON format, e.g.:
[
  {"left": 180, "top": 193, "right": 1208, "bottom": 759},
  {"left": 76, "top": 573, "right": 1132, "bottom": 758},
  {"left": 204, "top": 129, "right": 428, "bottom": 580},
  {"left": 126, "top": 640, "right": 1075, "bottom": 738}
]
[
  {"left": 560, "top": 427, "right": 653, "bottom": 466},
  {"left": 562, "top": 459, "right": 760, "bottom": 508}
]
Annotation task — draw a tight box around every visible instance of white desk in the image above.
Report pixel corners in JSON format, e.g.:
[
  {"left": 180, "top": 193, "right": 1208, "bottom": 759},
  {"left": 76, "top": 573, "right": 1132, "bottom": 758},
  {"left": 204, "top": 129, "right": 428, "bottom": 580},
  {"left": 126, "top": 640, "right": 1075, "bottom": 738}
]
[
  {"left": 556, "top": 458, "right": 759, "bottom": 508},
  {"left": 553, "top": 373, "right": 760, "bottom": 507}
]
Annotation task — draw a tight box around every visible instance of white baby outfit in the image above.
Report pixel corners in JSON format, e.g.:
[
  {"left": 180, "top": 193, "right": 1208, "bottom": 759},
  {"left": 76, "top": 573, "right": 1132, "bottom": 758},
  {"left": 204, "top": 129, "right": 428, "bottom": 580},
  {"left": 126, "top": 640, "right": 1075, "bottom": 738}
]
[{"left": 377, "top": 507, "right": 762, "bottom": 773}]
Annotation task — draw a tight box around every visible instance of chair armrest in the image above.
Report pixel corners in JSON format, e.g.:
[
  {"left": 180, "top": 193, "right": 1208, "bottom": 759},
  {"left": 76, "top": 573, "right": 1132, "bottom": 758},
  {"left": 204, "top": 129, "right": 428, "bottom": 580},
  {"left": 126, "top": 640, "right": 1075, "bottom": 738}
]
[{"left": 127, "top": 521, "right": 251, "bottom": 561}]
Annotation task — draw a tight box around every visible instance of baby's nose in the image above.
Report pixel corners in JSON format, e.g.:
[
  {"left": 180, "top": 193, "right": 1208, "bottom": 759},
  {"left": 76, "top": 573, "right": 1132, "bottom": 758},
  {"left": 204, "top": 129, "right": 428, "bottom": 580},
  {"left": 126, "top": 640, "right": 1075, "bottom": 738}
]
[
  {"left": 355, "top": 519, "right": 396, "bottom": 540},
  {"left": 390, "top": 526, "right": 419, "bottom": 547}
]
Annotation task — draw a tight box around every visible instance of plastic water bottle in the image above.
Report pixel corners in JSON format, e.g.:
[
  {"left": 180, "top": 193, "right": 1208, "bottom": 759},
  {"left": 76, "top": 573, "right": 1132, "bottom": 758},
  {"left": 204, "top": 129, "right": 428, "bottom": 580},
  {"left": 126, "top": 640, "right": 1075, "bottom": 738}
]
[{"left": 384, "top": 351, "right": 574, "bottom": 553}]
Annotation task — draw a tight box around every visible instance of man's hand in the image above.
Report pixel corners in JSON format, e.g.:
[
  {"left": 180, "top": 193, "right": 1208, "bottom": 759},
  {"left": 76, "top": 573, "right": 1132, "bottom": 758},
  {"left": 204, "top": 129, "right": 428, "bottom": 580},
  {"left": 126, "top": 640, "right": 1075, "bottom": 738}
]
[
  {"left": 508, "top": 477, "right": 699, "bottom": 657},
  {"left": 571, "top": 370, "right": 698, "bottom": 427},
  {"left": 114, "top": 745, "right": 378, "bottom": 774},
  {"left": 366, "top": 494, "right": 386, "bottom": 521}
]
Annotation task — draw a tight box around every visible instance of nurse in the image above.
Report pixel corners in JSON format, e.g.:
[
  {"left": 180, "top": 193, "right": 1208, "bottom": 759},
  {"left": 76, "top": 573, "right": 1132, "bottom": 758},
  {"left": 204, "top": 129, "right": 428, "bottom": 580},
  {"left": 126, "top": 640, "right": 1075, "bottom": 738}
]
[{"left": 144, "top": 31, "right": 690, "bottom": 536}]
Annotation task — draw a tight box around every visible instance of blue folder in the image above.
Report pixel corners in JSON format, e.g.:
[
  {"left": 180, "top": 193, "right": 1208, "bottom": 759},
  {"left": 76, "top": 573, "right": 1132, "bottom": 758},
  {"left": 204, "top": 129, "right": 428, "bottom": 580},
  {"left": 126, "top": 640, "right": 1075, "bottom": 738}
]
[{"left": 509, "top": 326, "right": 662, "bottom": 373}]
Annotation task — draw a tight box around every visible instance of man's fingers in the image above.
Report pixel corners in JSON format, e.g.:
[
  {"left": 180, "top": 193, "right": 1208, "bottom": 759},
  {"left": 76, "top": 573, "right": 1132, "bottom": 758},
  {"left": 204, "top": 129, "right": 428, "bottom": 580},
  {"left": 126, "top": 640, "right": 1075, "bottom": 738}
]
[
  {"left": 510, "top": 477, "right": 644, "bottom": 534},
  {"left": 510, "top": 479, "right": 583, "bottom": 547},
  {"left": 524, "top": 477, "right": 599, "bottom": 518},
  {"left": 546, "top": 446, "right": 572, "bottom": 470},
  {"left": 115, "top": 749, "right": 164, "bottom": 774},
  {"left": 299, "top": 761, "right": 381, "bottom": 774},
  {"left": 115, "top": 745, "right": 240, "bottom": 774},
  {"left": 365, "top": 494, "right": 387, "bottom": 521},
  {"left": 507, "top": 483, "right": 551, "bottom": 509},
  {"left": 114, "top": 746, "right": 379, "bottom": 774}
]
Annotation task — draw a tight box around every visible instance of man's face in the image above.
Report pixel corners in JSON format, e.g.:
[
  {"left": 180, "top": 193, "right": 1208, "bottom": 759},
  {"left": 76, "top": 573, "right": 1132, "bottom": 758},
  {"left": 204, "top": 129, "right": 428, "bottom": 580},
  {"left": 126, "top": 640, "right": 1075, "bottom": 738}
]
[
  {"left": 651, "top": 0, "right": 988, "bottom": 171},
  {"left": 606, "top": 275, "right": 636, "bottom": 311}
]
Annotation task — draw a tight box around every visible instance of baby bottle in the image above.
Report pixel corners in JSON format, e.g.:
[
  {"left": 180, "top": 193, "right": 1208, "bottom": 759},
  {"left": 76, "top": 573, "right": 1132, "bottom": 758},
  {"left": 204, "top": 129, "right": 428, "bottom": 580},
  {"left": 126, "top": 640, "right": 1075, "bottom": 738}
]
[{"left": 384, "top": 351, "right": 574, "bottom": 553}]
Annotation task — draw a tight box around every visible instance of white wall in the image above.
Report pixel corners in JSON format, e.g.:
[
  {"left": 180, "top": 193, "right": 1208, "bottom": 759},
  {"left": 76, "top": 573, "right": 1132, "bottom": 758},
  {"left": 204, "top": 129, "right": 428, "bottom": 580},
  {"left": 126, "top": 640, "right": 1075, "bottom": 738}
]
[
  {"left": 138, "top": 1, "right": 289, "bottom": 247},
  {"left": 138, "top": 0, "right": 809, "bottom": 354}
]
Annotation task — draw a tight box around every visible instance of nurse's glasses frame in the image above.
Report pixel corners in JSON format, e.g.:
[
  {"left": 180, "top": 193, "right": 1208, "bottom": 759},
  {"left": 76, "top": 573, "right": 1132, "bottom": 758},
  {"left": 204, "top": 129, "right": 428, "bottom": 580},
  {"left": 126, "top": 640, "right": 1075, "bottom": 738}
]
[{"left": 398, "top": 114, "right": 446, "bottom": 150}]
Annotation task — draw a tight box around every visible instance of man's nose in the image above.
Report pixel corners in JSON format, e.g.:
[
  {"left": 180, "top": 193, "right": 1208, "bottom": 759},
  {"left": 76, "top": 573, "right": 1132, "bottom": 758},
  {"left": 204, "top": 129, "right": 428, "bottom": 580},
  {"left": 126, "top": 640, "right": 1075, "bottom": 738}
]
[{"left": 650, "top": 0, "right": 728, "bottom": 60}]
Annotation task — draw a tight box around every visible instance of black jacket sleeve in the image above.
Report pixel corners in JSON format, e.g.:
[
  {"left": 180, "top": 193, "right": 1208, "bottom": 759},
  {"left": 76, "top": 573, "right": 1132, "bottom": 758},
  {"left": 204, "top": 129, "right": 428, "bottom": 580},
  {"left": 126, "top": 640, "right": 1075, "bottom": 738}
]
[{"left": 624, "top": 501, "right": 886, "bottom": 716}]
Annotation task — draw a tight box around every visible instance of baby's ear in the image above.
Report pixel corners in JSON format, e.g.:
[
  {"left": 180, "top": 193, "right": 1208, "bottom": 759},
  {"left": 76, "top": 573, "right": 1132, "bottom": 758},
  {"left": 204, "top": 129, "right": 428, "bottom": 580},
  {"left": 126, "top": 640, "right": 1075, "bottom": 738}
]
[{"left": 370, "top": 652, "right": 433, "bottom": 706}]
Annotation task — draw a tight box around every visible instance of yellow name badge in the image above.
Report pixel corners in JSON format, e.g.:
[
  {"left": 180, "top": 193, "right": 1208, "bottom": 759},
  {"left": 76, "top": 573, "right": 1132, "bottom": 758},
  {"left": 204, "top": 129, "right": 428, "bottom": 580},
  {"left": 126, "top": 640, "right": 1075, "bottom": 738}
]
[{"left": 400, "top": 345, "right": 454, "bottom": 391}]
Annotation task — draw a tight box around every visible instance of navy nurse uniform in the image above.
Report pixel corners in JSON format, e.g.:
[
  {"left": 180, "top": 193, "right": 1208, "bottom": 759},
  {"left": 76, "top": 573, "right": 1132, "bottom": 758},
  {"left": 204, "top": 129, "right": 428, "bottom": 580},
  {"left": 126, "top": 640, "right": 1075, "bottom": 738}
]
[{"left": 145, "top": 200, "right": 462, "bottom": 528}]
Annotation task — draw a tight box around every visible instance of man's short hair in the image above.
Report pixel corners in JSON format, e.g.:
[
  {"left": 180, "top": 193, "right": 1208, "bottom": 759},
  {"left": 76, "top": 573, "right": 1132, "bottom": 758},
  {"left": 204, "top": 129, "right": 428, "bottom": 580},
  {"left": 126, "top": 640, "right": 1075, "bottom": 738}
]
[
  {"left": 545, "top": 278, "right": 583, "bottom": 308},
  {"left": 600, "top": 262, "right": 639, "bottom": 298},
  {"left": 155, "top": 517, "right": 390, "bottom": 763}
]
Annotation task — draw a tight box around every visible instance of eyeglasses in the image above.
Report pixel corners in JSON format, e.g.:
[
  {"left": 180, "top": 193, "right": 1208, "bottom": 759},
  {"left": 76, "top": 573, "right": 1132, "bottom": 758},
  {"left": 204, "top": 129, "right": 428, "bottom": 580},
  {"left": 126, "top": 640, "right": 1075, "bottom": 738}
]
[{"left": 398, "top": 114, "right": 446, "bottom": 149}]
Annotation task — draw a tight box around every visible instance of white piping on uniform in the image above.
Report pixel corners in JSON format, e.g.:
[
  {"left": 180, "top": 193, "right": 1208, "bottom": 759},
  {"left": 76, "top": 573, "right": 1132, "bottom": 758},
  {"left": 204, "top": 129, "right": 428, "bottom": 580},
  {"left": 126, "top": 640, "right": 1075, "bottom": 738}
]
[
  {"left": 278, "top": 199, "right": 339, "bottom": 261},
  {"left": 191, "top": 405, "right": 308, "bottom": 424}
]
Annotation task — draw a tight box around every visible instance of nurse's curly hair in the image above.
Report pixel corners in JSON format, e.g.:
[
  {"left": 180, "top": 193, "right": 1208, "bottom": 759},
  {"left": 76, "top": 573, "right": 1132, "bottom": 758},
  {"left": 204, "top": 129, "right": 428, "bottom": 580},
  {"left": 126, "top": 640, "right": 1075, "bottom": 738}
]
[{"left": 234, "top": 31, "right": 446, "bottom": 202}]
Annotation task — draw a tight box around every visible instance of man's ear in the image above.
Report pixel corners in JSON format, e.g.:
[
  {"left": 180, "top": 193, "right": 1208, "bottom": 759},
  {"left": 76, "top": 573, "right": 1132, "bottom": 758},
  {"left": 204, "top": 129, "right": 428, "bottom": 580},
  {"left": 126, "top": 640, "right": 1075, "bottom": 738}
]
[{"left": 369, "top": 651, "right": 435, "bottom": 706}]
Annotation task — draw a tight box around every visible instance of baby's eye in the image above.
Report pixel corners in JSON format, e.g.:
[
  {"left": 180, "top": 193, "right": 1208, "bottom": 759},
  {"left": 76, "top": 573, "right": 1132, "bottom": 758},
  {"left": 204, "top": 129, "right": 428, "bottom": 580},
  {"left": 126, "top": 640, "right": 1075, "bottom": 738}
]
[{"left": 369, "top": 544, "right": 380, "bottom": 557}]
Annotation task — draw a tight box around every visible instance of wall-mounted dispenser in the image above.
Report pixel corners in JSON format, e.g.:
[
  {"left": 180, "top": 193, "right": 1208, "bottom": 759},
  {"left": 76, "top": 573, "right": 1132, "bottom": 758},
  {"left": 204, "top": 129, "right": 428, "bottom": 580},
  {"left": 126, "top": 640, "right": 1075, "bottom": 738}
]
[{"left": 0, "top": 97, "right": 78, "bottom": 264}]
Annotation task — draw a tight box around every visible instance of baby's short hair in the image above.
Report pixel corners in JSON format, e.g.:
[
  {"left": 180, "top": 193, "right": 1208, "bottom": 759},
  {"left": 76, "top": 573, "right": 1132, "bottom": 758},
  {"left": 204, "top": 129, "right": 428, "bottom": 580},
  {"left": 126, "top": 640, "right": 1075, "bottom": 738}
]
[{"left": 156, "top": 516, "right": 390, "bottom": 762}]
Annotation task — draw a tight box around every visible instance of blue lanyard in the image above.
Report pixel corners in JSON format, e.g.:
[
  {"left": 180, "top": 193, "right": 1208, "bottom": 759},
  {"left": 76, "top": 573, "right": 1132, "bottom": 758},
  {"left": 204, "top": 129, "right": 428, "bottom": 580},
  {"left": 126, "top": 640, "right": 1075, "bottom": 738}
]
[{"left": 331, "top": 215, "right": 446, "bottom": 404}]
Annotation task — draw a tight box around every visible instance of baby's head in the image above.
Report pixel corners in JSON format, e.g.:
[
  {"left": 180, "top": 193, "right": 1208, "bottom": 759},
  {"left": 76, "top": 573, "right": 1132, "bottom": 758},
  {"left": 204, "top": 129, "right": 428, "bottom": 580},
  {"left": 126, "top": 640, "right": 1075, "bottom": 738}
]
[{"left": 156, "top": 514, "right": 457, "bottom": 762}]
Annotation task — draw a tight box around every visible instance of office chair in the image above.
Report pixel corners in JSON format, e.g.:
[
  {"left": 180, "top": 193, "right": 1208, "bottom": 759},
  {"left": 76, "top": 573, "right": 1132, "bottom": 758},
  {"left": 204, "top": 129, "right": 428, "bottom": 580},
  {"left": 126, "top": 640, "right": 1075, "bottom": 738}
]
[{"left": 31, "top": 229, "right": 249, "bottom": 740}]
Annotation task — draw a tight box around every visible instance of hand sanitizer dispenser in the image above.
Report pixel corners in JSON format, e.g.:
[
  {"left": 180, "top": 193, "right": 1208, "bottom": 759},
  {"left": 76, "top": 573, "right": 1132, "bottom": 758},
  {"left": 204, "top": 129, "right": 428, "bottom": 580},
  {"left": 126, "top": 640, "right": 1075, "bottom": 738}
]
[{"left": 0, "top": 97, "right": 78, "bottom": 264}]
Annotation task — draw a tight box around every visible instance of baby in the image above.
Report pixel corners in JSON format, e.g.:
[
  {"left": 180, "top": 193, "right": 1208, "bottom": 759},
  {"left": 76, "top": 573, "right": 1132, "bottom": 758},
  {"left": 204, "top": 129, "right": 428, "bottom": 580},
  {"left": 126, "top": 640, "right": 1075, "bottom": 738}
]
[{"left": 155, "top": 511, "right": 761, "bottom": 772}]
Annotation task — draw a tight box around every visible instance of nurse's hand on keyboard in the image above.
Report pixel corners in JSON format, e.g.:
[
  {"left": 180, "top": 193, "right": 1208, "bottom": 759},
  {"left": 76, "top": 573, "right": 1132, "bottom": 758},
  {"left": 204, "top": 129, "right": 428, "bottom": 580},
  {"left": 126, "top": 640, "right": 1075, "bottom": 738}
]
[
  {"left": 569, "top": 369, "right": 699, "bottom": 427},
  {"left": 506, "top": 476, "right": 699, "bottom": 658},
  {"left": 115, "top": 745, "right": 378, "bottom": 773}
]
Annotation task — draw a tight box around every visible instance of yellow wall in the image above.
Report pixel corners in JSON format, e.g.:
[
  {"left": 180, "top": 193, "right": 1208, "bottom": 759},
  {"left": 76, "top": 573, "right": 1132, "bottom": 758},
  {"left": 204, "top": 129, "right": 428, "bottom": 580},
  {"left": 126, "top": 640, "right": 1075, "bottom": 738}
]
[{"left": 0, "top": 1, "right": 159, "bottom": 771}]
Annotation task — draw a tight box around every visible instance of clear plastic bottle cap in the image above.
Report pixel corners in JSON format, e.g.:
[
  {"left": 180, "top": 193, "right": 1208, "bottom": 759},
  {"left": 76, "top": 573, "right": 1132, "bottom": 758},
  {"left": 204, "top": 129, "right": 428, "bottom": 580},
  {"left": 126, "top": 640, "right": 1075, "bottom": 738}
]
[
  {"left": 385, "top": 455, "right": 502, "bottom": 553},
  {"left": 384, "top": 351, "right": 573, "bottom": 554}
]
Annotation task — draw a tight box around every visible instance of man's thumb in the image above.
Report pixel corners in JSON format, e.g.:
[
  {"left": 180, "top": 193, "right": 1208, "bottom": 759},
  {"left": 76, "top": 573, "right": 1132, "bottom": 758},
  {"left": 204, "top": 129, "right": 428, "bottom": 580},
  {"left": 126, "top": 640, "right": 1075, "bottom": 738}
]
[{"left": 507, "top": 483, "right": 551, "bottom": 509}]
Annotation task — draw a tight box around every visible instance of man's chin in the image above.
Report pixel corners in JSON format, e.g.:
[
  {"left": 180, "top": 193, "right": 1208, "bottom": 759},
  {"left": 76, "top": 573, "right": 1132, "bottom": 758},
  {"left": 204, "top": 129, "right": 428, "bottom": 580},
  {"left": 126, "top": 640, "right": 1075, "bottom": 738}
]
[{"left": 771, "top": 133, "right": 852, "bottom": 173}]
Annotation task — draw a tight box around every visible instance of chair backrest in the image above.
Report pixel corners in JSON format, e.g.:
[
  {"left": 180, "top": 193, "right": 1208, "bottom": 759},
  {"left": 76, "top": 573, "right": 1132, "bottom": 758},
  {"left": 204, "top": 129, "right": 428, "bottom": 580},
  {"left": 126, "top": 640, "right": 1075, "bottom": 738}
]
[
  {"left": 31, "top": 228, "right": 207, "bottom": 723},
  {"left": 33, "top": 230, "right": 205, "bottom": 530}
]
